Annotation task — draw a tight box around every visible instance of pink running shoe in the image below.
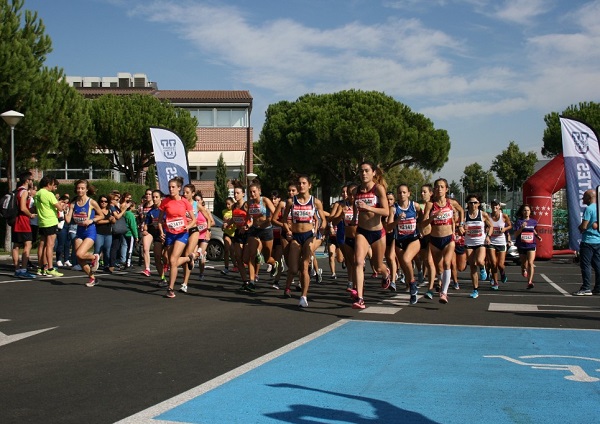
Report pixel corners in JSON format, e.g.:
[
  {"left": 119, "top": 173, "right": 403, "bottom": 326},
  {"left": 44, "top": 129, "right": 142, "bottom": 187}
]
[
  {"left": 141, "top": 269, "right": 151, "bottom": 277},
  {"left": 350, "top": 289, "right": 358, "bottom": 300},
  {"left": 352, "top": 298, "right": 366, "bottom": 309},
  {"left": 381, "top": 268, "right": 391, "bottom": 289},
  {"left": 439, "top": 293, "right": 448, "bottom": 304},
  {"left": 91, "top": 254, "right": 100, "bottom": 273}
]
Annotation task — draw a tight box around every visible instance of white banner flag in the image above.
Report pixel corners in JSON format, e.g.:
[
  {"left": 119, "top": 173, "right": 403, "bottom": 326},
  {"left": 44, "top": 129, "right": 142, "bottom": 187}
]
[{"left": 150, "top": 127, "right": 190, "bottom": 194}]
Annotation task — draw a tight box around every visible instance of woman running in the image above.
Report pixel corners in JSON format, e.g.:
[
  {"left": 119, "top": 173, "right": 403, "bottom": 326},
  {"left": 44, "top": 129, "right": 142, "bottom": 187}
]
[
  {"left": 487, "top": 199, "right": 512, "bottom": 287},
  {"left": 221, "top": 197, "right": 236, "bottom": 275},
  {"left": 158, "top": 177, "right": 197, "bottom": 299},
  {"left": 462, "top": 194, "right": 493, "bottom": 299},
  {"left": 384, "top": 190, "right": 399, "bottom": 291},
  {"left": 326, "top": 185, "right": 348, "bottom": 281},
  {"left": 269, "top": 191, "right": 285, "bottom": 288},
  {"left": 272, "top": 182, "right": 299, "bottom": 294},
  {"left": 195, "top": 191, "right": 214, "bottom": 281},
  {"left": 141, "top": 190, "right": 165, "bottom": 285},
  {"left": 390, "top": 184, "right": 422, "bottom": 305},
  {"left": 350, "top": 161, "right": 390, "bottom": 310},
  {"left": 514, "top": 204, "right": 541, "bottom": 289},
  {"left": 280, "top": 175, "right": 326, "bottom": 307},
  {"left": 180, "top": 184, "right": 201, "bottom": 293},
  {"left": 65, "top": 180, "right": 104, "bottom": 287},
  {"left": 421, "top": 178, "right": 464, "bottom": 304},
  {"left": 330, "top": 182, "right": 359, "bottom": 294},
  {"left": 229, "top": 181, "right": 251, "bottom": 290},
  {"left": 94, "top": 195, "right": 116, "bottom": 274}
]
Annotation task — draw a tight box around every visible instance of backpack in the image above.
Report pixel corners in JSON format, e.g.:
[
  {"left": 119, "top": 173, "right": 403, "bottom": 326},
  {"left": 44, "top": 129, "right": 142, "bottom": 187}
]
[{"left": 0, "top": 189, "right": 19, "bottom": 226}]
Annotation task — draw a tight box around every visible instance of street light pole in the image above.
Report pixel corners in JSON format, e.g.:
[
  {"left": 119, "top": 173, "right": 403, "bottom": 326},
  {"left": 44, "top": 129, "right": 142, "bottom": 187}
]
[{"left": 1, "top": 110, "right": 25, "bottom": 191}]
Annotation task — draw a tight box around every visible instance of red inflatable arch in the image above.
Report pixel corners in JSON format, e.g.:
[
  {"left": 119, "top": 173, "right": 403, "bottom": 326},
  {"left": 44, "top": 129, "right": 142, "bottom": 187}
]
[{"left": 522, "top": 154, "right": 569, "bottom": 259}]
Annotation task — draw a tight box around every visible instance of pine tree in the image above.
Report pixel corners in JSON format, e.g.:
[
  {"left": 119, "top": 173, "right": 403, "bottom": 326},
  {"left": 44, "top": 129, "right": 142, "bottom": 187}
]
[{"left": 213, "top": 154, "right": 228, "bottom": 217}]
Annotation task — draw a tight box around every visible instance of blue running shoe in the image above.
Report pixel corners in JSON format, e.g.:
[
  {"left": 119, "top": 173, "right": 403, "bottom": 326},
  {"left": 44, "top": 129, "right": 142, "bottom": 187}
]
[
  {"left": 479, "top": 267, "right": 487, "bottom": 281},
  {"left": 409, "top": 282, "right": 418, "bottom": 305},
  {"left": 470, "top": 289, "right": 479, "bottom": 299}
]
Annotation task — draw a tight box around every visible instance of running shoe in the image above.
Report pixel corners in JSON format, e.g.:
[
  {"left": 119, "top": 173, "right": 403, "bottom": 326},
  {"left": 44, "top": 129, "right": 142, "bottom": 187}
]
[
  {"left": 350, "top": 289, "right": 359, "bottom": 300},
  {"left": 36, "top": 267, "right": 45, "bottom": 276},
  {"left": 14, "top": 269, "right": 26, "bottom": 279},
  {"left": 439, "top": 293, "right": 448, "bottom": 304},
  {"left": 371, "top": 271, "right": 379, "bottom": 278},
  {"left": 45, "top": 268, "right": 63, "bottom": 277},
  {"left": 389, "top": 281, "right": 397, "bottom": 292},
  {"left": 64, "top": 260, "right": 73, "bottom": 267},
  {"left": 72, "top": 264, "right": 82, "bottom": 271},
  {"left": 316, "top": 268, "right": 323, "bottom": 284},
  {"left": 573, "top": 289, "right": 593, "bottom": 296},
  {"left": 158, "top": 278, "right": 168, "bottom": 288},
  {"left": 221, "top": 268, "right": 230, "bottom": 275},
  {"left": 491, "top": 283, "right": 499, "bottom": 291},
  {"left": 246, "top": 282, "right": 256, "bottom": 293},
  {"left": 527, "top": 283, "right": 534, "bottom": 290},
  {"left": 284, "top": 288, "right": 292, "bottom": 298},
  {"left": 56, "top": 260, "right": 64, "bottom": 267},
  {"left": 381, "top": 268, "right": 391, "bottom": 290},
  {"left": 470, "top": 289, "right": 479, "bottom": 299},
  {"left": 187, "top": 253, "right": 196, "bottom": 270},
  {"left": 479, "top": 267, "right": 487, "bottom": 281},
  {"left": 141, "top": 269, "right": 151, "bottom": 277},
  {"left": 166, "top": 288, "right": 176, "bottom": 298},
  {"left": 271, "top": 283, "right": 280, "bottom": 290},
  {"left": 238, "top": 282, "right": 249, "bottom": 292},
  {"left": 451, "top": 282, "right": 460, "bottom": 290},
  {"left": 331, "top": 273, "right": 337, "bottom": 280},
  {"left": 424, "top": 290, "right": 434, "bottom": 300},
  {"left": 409, "top": 282, "right": 418, "bottom": 305},
  {"left": 522, "top": 269, "right": 528, "bottom": 278},
  {"left": 352, "top": 298, "right": 366, "bottom": 309},
  {"left": 346, "top": 282, "right": 353, "bottom": 292},
  {"left": 298, "top": 296, "right": 308, "bottom": 308},
  {"left": 85, "top": 277, "right": 97, "bottom": 287},
  {"left": 417, "top": 271, "right": 424, "bottom": 284},
  {"left": 91, "top": 254, "right": 100, "bottom": 273},
  {"left": 180, "top": 284, "right": 188, "bottom": 293},
  {"left": 270, "top": 261, "right": 279, "bottom": 277},
  {"left": 266, "top": 263, "right": 273, "bottom": 273},
  {"left": 23, "top": 271, "right": 37, "bottom": 279},
  {"left": 256, "top": 252, "right": 265, "bottom": 265},
  {"left": 501, "top": 272, "right": 508, "bottom": 283}
]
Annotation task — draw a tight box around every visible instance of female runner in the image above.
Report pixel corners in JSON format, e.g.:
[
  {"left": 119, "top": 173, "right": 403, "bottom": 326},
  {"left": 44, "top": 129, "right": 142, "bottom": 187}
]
[
  {"left": 421, "top": 178, "right": 464, "bottom": 304},
  {"left": 272, "top": 182, "right": 299, "bottom": 293},
  {"left": 390, "top": 184, "right": 422, "bottom": 304},
  {"left": 487, "top": 199, "right": 512, "bottom": 287},
  {"left": 221, "top": 197, "right": 236, "bottom": 275},
  {"left": 280, "top": 175, "right": 326, "bottom": 307},
  {"left": 514, "top": 204, "right": 541, "bottom": 289},
  {"left": 180, "top": 184, "right": 201, "bottom": 293},
  {"left": 141, "top": 190, "right": 165, "bottom": 285},
  {"left": 330, "top": 182, "right": 358, "bottom": 294},
  {"left": 350, "top": 161, "right": 390, "bottom": 310},
  {"left": 229, "top": 182, "right": 251, "bottom": 290},
  {"left": 462, "top": 194, "right": 493, "bottom": 299},
  {"left": 65, "top": 180, "right": 104, "bottom": 287},
  {"left": 194, "top": 191, "right": 214, "bottom": 281},
  {"left": 384, "top": 190, "right": 398, "bottom": 291},
  {"left": 158, "top": 177, "right": 197, "bottom": 298}
]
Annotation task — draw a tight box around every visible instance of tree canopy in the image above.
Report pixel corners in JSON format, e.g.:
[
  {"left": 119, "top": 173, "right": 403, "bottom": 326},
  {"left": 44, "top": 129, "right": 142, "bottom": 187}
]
[
  {"left": 542, "top": 101, "right": 600, "bottom": 157},
  {"left": 491, "top": 141, "right": 538, "bottom": 190},
  {"left": 88, "top": 94, "right": 198, "bottom": 182},
  {"left": 0, "top": 0, "right": 90, "bottom": 182},
  {"left": 460, "top": 163, "right": 497, "bottom": 198},
  {"left": 256, "top": 90, "right": 450, "bottom": 203}
]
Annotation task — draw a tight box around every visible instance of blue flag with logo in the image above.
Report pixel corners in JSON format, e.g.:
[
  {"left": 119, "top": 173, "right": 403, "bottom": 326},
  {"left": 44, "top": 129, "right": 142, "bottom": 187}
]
[
  {"left": 560, "top": 117, "right": 600, "bottom": 251},
  {"left": 150, "top": 127, "right": 190, "bottom": 194}
]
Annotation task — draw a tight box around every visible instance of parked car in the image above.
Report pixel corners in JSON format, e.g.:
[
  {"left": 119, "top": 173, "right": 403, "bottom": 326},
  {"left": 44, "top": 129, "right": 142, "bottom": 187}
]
[{"left": 207, "top": 214, "right": 225, "bottom": 261}]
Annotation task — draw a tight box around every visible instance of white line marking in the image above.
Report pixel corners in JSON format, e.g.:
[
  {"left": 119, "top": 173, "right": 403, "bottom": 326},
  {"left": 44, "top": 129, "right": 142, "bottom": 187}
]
[
  {"left": 115, "top": 319, "right": 350, "bottom": 423},
  {"left": 540, "top": 273, "right": 570, "bottom": 296},
  {"left": 489, "top": 302, "right": 600, "bottom": 313}
]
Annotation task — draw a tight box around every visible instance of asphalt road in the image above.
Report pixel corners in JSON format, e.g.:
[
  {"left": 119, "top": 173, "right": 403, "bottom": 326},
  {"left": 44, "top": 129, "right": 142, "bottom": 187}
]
[{"left": 0, "top": 254, "right": 598, "bottom": 423}]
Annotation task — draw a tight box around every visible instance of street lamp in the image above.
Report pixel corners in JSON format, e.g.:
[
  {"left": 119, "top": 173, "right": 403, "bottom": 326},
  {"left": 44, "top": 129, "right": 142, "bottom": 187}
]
[{"left": 1, "top": 110, "right": 24, "bottom": 191}]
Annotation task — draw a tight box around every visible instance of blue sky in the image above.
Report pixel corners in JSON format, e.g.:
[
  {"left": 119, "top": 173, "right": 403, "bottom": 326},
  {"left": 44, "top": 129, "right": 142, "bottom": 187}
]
[{"left": 25, "top": 0, "right": 600, "bottom": 185}]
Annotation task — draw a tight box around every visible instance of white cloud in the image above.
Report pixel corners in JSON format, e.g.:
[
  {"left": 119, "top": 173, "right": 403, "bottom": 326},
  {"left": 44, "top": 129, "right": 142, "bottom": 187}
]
[{"left": 492, "top": 0, "right": 553, "bottom": 25}]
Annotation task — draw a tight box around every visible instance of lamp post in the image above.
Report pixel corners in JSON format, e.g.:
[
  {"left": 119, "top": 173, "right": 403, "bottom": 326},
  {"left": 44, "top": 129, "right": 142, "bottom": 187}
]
[
  {"left": 1, "top": 110, "right": 24, "bottom": 191},
  {"left": 246, "top": 172, "right": 257, "bottom": 200}
]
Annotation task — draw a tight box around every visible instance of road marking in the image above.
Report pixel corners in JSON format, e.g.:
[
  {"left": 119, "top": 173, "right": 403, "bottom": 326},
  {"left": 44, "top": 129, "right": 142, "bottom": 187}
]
[
  {"left": 540, "top": 273, "right": 571, "bottom": 296},
  {"left": 489, "top": 302, "right": 600, "bottom": 313},
  {"left": 358, "top": 293, "right": 416, "bottom": 314},
  {"left": 0, "top": 319, "right": 57, "bottom": 347}
]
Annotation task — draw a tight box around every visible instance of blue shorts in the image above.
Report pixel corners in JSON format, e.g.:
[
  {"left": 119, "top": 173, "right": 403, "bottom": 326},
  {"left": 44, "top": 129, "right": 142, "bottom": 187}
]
[
  {"left": 292, "top": 230, "right": 314, "bottom": 246},
  {"left": 357, "top": 227, "right": 384, "bottom": 246},
  {"left": 430, "top": 235, "right": 453, "bottom": 250},
  {"left": 395, "top": 234, "right": 419, "bottom": 251},
  {"left": 76, "top": 225, "right": 97, "bottom": 242},
  {"left": 165, "top": 231, "right": 189, "bottom": 247},
  {"left": 248, "top": 226, "right": 274, "bottom": 242}
]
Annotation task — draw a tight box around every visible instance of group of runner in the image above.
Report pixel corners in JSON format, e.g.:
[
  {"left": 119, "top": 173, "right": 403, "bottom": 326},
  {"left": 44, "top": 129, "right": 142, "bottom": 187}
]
[{"left": 10, "top": 165, "right": 541, "bottom": 308}]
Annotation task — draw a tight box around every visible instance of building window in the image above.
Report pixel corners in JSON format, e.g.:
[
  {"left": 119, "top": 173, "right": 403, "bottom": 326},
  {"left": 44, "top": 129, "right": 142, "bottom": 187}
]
[{"left": 187, "top": 108, "right": 248, "bottom": 128}]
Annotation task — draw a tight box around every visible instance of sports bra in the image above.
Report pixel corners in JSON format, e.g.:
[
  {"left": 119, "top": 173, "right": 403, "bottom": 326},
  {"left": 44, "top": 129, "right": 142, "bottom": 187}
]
[
  {"left": 431, "top": 199, "right": 453, "bottom": 226},
  {"left": 291, "top": 195, "right": 316, "bottom": 224}
]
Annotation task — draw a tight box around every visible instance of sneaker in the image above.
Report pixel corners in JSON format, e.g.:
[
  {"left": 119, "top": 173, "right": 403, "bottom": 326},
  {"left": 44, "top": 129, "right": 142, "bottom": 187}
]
[
  {"left": 352, "top": 298, "right": 366, "bottom": 309},
  {"left": 310, "top": 268, "right": 317, "bottom": 278},
  {"left": 470, "top": 289, "right": 479, "bottom": 299},
  {"left": 199, "top": 273, "right": 205, "bottom": 281},
  {"left": 180, "top": 284, "right": 188, "bottom": 293},
  {"left": 256, "top": 252, "right": 265, "bottom": 265},
  {"left": 389, "top": 281, "right": 397, "bottom": 292},
  {"left": 346, "top": 282, "right": 353, "bottom": 292},
  {"left": 522, "top": 269, "right": 528, "bottom": 278},
  {"left": 158, "top": 278, "right": 168, "bottom": 288},
  {"left": 316, "top": 268, "right": 323, "bottom": 284},
  {"left": 14, "top": 269, "right": 27, "bottom": 279},
  {"left": 91, "top": 254, "right": 100, "bottom": 273},
  {"left": 424, "top": 290, "right": 433, "bottom": 300},
  {"left": 45, "top": 268, "right": 63, "bottom": 277},
  {"left": 451, "top": 282, "right": 460, "bottom": 290},
  {"left": 331, "top": 273, "right": 337, "bottom": 280},
  {"left": 270, "top": 261, "right": 279, "bottom": 277},
  {"left": 36, "top": 267, "right": 45, "bottom": 276},
  {"left": 371, "top": 271, "right": 378, "bottom": 278},
  {"left": 56, "top": 260, "right": 64, "bottom": 267},
  {"left": 409, "top": 282, "right": 418, "bottom": 305},
  {"left": 166, "top": 288, "right": 176, "bottom": 298},
  {"left": 141, "top": 269, "right": 151, "bottom": 277},
  {"left": 85, "top": 277, "right": 97, "bottom": 287},
  {"left": 187, "top": 253, "right": 196, "bottom": 270},
  {"left": 298, "top": 296, "right": 308, "bottom": 308},
  {"left": 350, "top": 289, "right": 359, "bottom": 300},
  {"left": 501, "top": 273, "right": 508, "bottom": 283},
  {"left": 266, "top": 263, "right": 273, "bottom": 273},
  {"left": 271, "top": 283, "right": 280, "bottom": 290},
  {"left": 238, "top": 282, "right": 250, "bottom": 292},
  {"left": 527, "top": 283, "right": 534, "bottom": 290},
  {"left": 23, "top": 271, "right": 37, "bottom": 279},
  {"left": 64, "top": 260, "right": 73, "bottom": 267},
  {"left": 491, "top": 283, "right": 499, "bottom": 290},
  {"left": 221, "top": 268, "right": 230, "bottom": 275},
  {"left": 573, "top": 289, "right": 592, "bottom": 296},
  {"left": 381, "top": 268, "right": 391, "bottom": 289},
  {"left": 439, "top": 293, "right": 448, "bottom": 304},
  {"left": 417, "top": 271, "right": 424, "bottom": 284},
  {"left": 284, "top": 288, "right": 292, "bottom": 298},
  {"left": 246, "top": 282, "right": 256, "bottom": 292},
  {"left": 479, "top": 267, "right": 487, "bottom": 281},
  {"left": 72, "top": 264, "right": 82, "bottom": 271}
]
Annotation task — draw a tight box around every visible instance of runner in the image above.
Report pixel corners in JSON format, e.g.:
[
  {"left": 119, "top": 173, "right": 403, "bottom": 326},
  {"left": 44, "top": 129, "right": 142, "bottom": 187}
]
[
  {"left": 462, "top": 194, "right": 493, "bottom": 299},
  {"left": 65, "top": 180, "right": 104, "bottom": 287},
  {"left": 194, "top": 191, "right": 214, "bottom": 282},
  {"left": 158, "top": 177, "right": 197, "bottom": 298},
  {"left": 229, "top": 181, "right": 251, "bottom": 290},
  {"left": 350, "top": 161, "right": 390, "bottom": 310},
  {"left": 272, "top": 182, "right": 299, "bottom": 294},
  {"left": 221, "top": 197, "right": 236, "bottom": 276},
  {"left": 269, "top": 191, "right": 285, "bottom": 288},
  {"left": 487, "top": 199, "right": 512, "bottom": 287},
  {"left": 326, "top": 185, "right": 348, "bottom": 281},
  {"left": 417, "top": 184, "right": 436, "bottom": 291},
  {"left": 94, "top": 195, "right": 116, "bottom": 274},
  {"left": 11, "top": 171, "right": 37, "bottom": 279},
  {"left": 384, "top": 191, "right": 399, "bottom": 292},
  {"left": 140, "top": 190, "right": 165, "bottom": 285},
  {"left": 514, "top": 204, "right": 541, "bottom": 289}
]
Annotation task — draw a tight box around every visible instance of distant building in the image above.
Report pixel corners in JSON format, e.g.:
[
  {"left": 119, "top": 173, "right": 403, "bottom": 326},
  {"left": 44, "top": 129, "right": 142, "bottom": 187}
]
[{"left": 60, "top": 72, "right": 253, "bottom": 211}]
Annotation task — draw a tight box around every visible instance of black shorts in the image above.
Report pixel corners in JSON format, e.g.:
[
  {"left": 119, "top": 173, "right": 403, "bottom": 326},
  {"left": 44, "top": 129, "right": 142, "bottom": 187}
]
[
  {"left": 395, "top": 234, "right": 420, "bottom": 251},
  {"left": 38, "top": 225, "right": 58, "bottom": 236},
  {"left": 247, "top": 226, "right": 274, "bottom": 241},
  {"left": 420, "top": 235, "right": 430, "bottom": 250},
  {"left": 11, "top": 231, "right": 32, "bottom": 244}
]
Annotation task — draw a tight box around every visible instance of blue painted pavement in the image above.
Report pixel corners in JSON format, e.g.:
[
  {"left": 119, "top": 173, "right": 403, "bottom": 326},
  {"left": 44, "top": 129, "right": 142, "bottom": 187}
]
[{"left": 139, "top": 321, "right": 600, "bottom": 423}]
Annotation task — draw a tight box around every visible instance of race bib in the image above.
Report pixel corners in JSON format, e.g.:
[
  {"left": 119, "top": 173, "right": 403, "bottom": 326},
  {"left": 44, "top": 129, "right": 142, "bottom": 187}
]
[
  {"left": 492, "top": 226, "right": 502, "bottom": 236},
  {"left": 521, "top": 233, "right": 534, "bottom": 244},
  {"left": 166, "top": 217, "right": 185, "bottom": 231},
  {"left": 397, "top": 218, "right": 417, "bottom": 235},
  {"left": 73, "top": 212, "right": 88, "bottom": 226},
  {"left": 465, "top": 223, "right": 483, "bottom": 237}
]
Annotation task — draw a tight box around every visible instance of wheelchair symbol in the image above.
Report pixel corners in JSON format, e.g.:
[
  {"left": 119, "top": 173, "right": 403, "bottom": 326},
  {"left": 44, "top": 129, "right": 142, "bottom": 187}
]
[{"left": 484, "top": 355, "right": 600, "bottom": 382}]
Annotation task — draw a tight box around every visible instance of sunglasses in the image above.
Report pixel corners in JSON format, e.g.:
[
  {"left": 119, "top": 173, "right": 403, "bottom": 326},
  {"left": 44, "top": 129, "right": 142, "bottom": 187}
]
[
  {"left": 468, "top": 201, "right": 479, "bottom": 204},
  {"left": 100, "top": 200, "right": 108, "bottom": 203}
]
